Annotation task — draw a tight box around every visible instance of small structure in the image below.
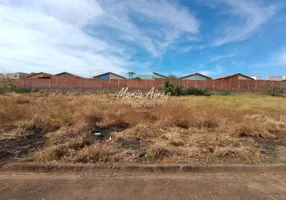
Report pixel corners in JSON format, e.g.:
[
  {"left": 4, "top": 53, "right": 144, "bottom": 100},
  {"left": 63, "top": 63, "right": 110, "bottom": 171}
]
[
  {"left": 180, "top": 73, "right": 211, "bottom": 80},
  {"left": 251, "top": 76, "right": 262, "bottom": 80},
  {"left": 267, "top": 76, "right": 286, "bottom": 81},
  {"left": 5, "top": 72, "right": 29, "bottom": 79},
  {"left": 214, "top": 73, "right": 254, "bottom": 81},
  {"left": 55, "top": 72, "right": 83, "bottom": 79},
  {"left": 93, "top": 72, "right": 126, "bottom": 80},
  {"left": 26, "top": 72, "right": 53, "bottom": 79},
  {"left": 135, "top": 72, "right": 167, "bottom": 80}
]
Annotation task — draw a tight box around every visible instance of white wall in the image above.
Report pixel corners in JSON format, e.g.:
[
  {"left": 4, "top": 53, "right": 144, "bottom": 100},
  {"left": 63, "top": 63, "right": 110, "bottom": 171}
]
[
  {"left": 6, "top": 73, "right": 19, "bottom": 79},
  {"left": 251, "top": 76, "right": 261, "bottom": 80},
  {"left": 181, "top": 75, "right": 196, "bottom": 80},
  {"left": 181, "top": 74, "right": 209, "bottom": 80},
  {"left": 109, "top": 74, "right": 124, "bottom": 79},
  {"left": 238, "top": 75, "right": 251, "bottom": 80},
  {"left": 268, "top": 76, "right": 283, "bottom": 81}
]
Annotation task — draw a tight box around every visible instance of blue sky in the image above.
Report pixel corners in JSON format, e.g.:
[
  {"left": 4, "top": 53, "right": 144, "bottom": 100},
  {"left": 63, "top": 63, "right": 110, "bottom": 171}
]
[{"left": 0, "top": 0, "right": 286, "bottom": 78}]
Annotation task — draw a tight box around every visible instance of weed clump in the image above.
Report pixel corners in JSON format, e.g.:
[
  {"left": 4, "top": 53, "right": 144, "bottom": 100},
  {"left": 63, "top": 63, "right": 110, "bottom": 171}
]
[
  {"left": 184, "top": 87, "right": 209, "bottom": 96},
  {"left": 163, "top": 80, "right": 182, "bottom": 96},
  {"left": 263, "top": 86, "right": 284, "bottom": 96}
]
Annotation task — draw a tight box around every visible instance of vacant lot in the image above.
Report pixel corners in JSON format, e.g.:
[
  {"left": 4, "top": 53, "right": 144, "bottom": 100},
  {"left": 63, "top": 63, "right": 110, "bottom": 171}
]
[{"left": 0, "top": 92, "right": 286, "bottom": 164}]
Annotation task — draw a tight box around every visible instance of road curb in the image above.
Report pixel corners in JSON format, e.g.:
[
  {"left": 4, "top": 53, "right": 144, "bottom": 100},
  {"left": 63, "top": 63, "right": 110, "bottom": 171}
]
[{"left": 1, "top": 163, "right": 286, "bottom": 173}]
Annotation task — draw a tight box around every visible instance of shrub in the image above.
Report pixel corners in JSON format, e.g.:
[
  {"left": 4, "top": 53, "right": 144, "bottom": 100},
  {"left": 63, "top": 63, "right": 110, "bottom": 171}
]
[
  {"left": 0, "top": 85, "right": 38, "bottom": 94},
  {"left": 147, "top": 146, "right": 172, "bottom": 162},
  {"left": 214, "top": 90, "right": 231, "bottom": 96},
  {"left": 163, "top": 80, "right": 182, "bottom": 96},
  {"left": 184, "top": 87, "right": 209, "bottom": 96},
  {"left": 0, "top": 86, "right": 9, "bottom": 94},
  {"left": 263, "top": 86, "right": 284, "bottom": 96},
  {"left": 0, "top": 79, "right": 39, "bottom": 94},
  {"left": 14, "top": 87, "right": 33, "bottom": 93}
]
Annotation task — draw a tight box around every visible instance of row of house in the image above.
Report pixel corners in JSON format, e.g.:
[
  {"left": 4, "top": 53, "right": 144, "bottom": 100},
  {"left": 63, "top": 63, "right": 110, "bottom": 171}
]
[
  {"left": 1, "top": 71, "right": 286, "bottom": 81},
  {"left": 0, "top": 72, "right": 82, "bottom": 80},
  {"left": 93, "top": 72, "right": 286, "bottom": 81}
]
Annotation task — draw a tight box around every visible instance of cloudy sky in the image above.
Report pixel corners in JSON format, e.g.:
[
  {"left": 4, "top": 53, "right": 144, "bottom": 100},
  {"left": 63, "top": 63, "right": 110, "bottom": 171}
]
[{"left": 0, "top": 0, "right": 285, "bottom": 78}]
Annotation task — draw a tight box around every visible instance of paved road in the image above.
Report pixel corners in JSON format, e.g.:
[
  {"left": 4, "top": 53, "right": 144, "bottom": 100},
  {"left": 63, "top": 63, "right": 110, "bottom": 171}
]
[{"left": 0, "top": 171, "right": 286, "bottom": 200}]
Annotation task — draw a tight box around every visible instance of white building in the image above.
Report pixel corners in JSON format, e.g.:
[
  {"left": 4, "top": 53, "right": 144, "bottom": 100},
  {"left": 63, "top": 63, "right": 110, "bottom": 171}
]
[
  {"left": 6, "top": 72, "right": 29, "bottom": 79},
  {"left": 268, "top": 76, "right": 285, "bottom": 81}
]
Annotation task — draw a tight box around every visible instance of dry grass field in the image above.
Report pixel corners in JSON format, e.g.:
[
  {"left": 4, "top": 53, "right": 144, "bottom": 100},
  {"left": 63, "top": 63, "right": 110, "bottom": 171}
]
[{"left": 0, "top": 92, "right": 286, "bottom": 164}]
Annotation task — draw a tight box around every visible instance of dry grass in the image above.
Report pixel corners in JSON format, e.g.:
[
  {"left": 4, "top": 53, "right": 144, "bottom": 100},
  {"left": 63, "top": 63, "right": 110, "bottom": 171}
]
[{"left": 0, "top": 92, "right": 286, "bottom": 164}]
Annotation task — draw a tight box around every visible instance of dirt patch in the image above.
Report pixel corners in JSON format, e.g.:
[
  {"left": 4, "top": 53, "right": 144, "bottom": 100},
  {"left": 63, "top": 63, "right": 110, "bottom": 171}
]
[
  {"left": 117, "top": 137, "right": 141, "bottom": 149},
  {"left": 0, "top": 133, "right": 45, "bottom": 163},
  {"left": 255, "top": 138, "right": 286, "bottom": 163}
]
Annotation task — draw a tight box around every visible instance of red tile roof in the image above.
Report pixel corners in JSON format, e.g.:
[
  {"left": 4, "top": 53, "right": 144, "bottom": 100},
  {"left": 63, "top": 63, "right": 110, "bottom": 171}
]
[{"left": 26, "top": 72, "right": 53, "bottom": 78}]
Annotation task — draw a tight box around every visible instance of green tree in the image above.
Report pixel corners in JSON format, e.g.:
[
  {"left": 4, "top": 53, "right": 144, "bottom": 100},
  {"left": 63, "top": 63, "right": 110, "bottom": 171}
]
[
  {"left": 163, "top": 80, "right": 182, "bottom": 96},
  {"left": 128, "top": 72, "right": 136, "bottom": 79},
  {"left": 168, "top": 74, "right": 178, "bottom": 79}
]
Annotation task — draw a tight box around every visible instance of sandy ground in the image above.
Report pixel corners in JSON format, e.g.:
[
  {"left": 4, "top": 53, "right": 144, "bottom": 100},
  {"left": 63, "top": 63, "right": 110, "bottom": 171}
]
[{"left": 0, "top": 171, "right": 286, "bottom": 200}]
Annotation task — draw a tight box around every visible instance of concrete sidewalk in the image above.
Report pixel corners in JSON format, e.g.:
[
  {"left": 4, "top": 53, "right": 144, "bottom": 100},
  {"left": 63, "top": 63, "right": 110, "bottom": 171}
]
[{"left": 0, "top": 171, "right": 286, "bottom": 200}]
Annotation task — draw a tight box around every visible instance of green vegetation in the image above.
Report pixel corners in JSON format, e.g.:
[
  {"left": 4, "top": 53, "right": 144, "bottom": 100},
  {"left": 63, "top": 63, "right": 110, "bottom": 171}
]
[
  {"left": 263, "top": 86, "right": 285, "bottom": 97},
  {"left": 0, "top": 81, "right": 38, "bottom": 94},
  {"left": 163, "top": 80, "right": 182, "bottom": 96},
  {"left": 213, "top": 90, "right": 231, "bottom": 96},
  {"left": 184, "top": 87, "right": 209, "bottom": 96},
  {"left": 167, "top": 74, "right": 178, "bottom": 79},
  {"left": 127, "top": 71, "right": 136, "bottom": 79}
]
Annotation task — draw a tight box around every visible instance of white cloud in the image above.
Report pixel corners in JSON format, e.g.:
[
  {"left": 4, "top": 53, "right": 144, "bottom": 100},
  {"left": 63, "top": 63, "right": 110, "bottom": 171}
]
[
  {"left": 0, "top": 0, "right": 129, "bottom": 76},
  {"left": 179, "top": 64, "right": 224, "bottom": 77},
  {"left": 231, "top": 60, "right": 244, "bottom": 67},
  {"left": 93, "top": 0, "right": 199, "bottom": 56},
  {"left": 0, "top": 0, "right": 199, "bottom": 76},
  {"left": 198, "top": 65, "right": 224, "bottom": 76},
  {"left": 272, "top": 48, "right": 286, "bottom": 66},
  {"left": 213, "top": 0, "right": 277, "bottom": 46},
  {"left": 250, "top": 48, "right": 286, "bottom": 69},
  {"left": 209, "top": 52, "right": 237, "bottom": 62}
]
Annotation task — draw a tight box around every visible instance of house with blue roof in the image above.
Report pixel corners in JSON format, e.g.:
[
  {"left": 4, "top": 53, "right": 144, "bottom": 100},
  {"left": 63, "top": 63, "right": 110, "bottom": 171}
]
[{"left": 93, "top": 72, "right": 126, "bottom": 80}]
